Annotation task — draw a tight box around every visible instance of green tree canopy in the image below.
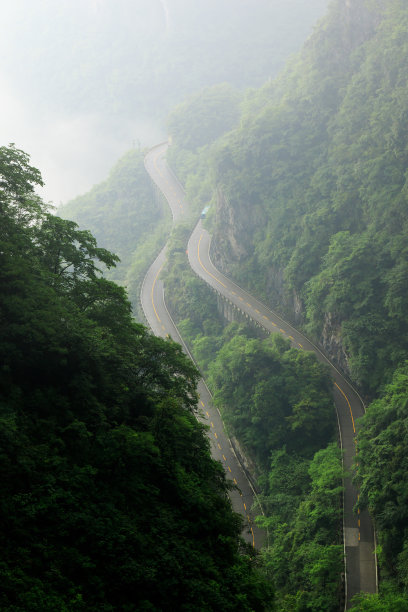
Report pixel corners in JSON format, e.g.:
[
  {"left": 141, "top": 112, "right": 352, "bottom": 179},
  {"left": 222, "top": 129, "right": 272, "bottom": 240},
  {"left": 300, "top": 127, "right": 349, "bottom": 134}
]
[{"left": 0, "top": 145, "right": 273, "bottom": 611}]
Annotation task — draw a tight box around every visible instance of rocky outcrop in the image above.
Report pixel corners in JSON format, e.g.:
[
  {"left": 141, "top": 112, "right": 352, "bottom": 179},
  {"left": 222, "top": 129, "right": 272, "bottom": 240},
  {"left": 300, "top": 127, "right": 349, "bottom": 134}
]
[
  {"left": 212, "top": 186, "right": 353, "bottom": 378},
  {"left": 320, "top": 312, "right": 351, "bottom": 377},
  {"left": 211, "top": 188, "right": 251, "bottom": 274}
]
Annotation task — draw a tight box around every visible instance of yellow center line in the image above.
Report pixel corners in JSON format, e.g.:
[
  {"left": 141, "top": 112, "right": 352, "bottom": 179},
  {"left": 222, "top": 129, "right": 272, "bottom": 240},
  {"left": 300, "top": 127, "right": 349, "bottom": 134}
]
[
  {"left": 334, "top": 382, "right": 356, "bottom": 433},
  {"left": 217, "top": 443, "right": 221, "bottom": 450},
  {"left": 263, "top": 315, "right": 269, "bottom": 320},
  {"left": 298, "top": 343, "right": 303, "bottom": 348},
  {"left": 153, "top": 149, "right": 165, "bottom": 179},
  {"left": 201, "top": 401, "right": 205, "bottom": 407},
  {"left": 246, "top": 302, "right": 252, "bottom": 307},
  {"left": 197, "top": 233, "right": 227, "bottom": 289},
  {"left": 210, "top": 422, "right": 214, "bottom": 428},
  {"left": 214, "top": 432, "right": 218, "bottom": 439},
  {"left": 255, "top": 309, "right": 260, "bottom": 314},
  {"left": 251, "top": 527, "right": 255, "bottom": 548},
  {"left": 279, "top": 328, "right": 285, "bottom": 334},
  {"left": 233, "top": 478, "right": 237, "bottom": 485},
  {"left": 222, "top": 454, "right": 226, "bottom": 461},
  {"left": 205, "top": 411, "right": 210, "bottom": 418},
  {"left": 271, "top": 322, "right": 277, "bottom": 327},
  {"left": 288, "top": 335, "right": 294, "bottom": 340},
  {"left": 228, "top": 466, "right": 231, "bottom": 472},
  {"left": 151, "top": 263, "right": 164, "bottom": 324},
  {"left": 243, "top": 503, "right": 247, "bottom": 510}
]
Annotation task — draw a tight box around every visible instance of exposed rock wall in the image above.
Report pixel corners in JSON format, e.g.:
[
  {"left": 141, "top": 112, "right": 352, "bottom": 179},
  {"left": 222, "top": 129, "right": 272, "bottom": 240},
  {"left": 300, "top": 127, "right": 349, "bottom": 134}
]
[
  {"left": 212, "top": 186, "right": 353, "bottom": 378},
  {"left": 211, "top": 188, "right": 252, "bottom": 274}
]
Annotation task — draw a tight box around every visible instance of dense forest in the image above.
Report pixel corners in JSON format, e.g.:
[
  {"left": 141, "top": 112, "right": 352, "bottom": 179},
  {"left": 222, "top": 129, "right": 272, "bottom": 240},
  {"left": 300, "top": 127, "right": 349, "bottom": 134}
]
[
  {"left": 0, "top": 144, "right": 274, "bottom": 610},
  {"left": 168, "top": 0, "right": 408, "bottom": 395},
  {"left": 163, "top": 227, "right": 344, "bottom": 611},
  {"left": 6, "top": 0, "right": 408, "bottom": 609},
  {"left": 165, "top": 0, "right": 408, "bottom": 608},
  {"left": 59, "top": 149, "right": 171, "bottom": 319}
]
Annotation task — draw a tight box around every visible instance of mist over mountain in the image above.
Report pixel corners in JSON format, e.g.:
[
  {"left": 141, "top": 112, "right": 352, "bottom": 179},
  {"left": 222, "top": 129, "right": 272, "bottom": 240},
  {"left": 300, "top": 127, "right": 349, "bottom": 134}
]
[
  {"left": 5, "top": 0, "right": 408, "bottom": 608},
  {"left": 0, "top": 0, "right": 328, "bottom": 204}
]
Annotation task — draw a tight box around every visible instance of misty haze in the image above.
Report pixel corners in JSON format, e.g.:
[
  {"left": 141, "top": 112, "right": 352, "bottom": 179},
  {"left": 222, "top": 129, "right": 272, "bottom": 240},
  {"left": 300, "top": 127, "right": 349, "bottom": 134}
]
[
  {"left": 3, "top": 1, "right": 407, "bottom": 610},
  {"left": 0, "top": 0, "right": 327, "bottom": 204}
]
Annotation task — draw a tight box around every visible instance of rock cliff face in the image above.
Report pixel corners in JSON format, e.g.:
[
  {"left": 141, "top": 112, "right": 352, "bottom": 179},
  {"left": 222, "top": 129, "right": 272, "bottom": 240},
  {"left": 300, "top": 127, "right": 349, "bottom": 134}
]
[
  {"left": 320, "top": 312, "right": 350, "bottom": 375},
  {"left": 209, "top": 0, "right": 386, "bottom": 383},
  {"left": 211, "top": 188, "right": 249, "bottom": 274},
  {"left": 212, "top": 185, "right": 354, "bottom": 378}
]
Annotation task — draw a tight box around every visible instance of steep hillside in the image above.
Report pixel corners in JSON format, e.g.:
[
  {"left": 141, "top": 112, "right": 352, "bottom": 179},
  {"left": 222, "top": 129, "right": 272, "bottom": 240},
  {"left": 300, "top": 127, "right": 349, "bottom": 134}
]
[
  {"left": 169, "top": 0, "right": 407, "bottom": 395},
  {"left": 212, "top": 0, "right": 408, "bottom": 395},
  {"left": 59, "top": 149, "right": 171, "bottom": 318},
  {"left": 0, "top": 145, "right": 273, "bottom": 610},
  {"left": 166, "top": 0, "right": 408, "bottom": 605}
]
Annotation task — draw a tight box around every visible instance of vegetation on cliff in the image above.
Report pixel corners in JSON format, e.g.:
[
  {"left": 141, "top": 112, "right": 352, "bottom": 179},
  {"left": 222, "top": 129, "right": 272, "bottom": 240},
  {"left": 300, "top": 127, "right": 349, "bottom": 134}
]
[
  {"left": 59, "top": 149, "right": 171, "bottom": 319},
  {"left": 163, "top": 229, "right": 343, "bottom": 610},
  {"left": 168, "top": 0, "right": 408, "bottom": 395},
  {"left": 165, "top": 0, "right": 408, "bottom": 606},
  {"left": 355, "top": 362, "right": 408, "bottom": 597},
  {"left": 0, "top": 145, "right": 273, "bottom": 610}
]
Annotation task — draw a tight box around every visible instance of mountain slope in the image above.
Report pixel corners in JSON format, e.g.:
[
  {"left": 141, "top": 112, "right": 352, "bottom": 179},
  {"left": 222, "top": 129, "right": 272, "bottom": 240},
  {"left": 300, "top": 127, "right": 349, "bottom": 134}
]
[
  {"left": 0, "top": 145, "right": 273, "bottom": 610},
  {"left": 165, "top": 0, "right": 408, "bottom": 605},
  {"left": 169, "top": 0, "right": 407, "bottom": 395}
]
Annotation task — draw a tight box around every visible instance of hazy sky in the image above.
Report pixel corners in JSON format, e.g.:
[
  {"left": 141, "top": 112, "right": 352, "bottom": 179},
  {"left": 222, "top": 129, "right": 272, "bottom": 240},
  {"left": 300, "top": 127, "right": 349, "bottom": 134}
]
[
  {"left": 0, "top": 0, "right": 166, "bottom": 205},
  {"left": 0, "top": 0, "right": 329, "bottom": 205}
]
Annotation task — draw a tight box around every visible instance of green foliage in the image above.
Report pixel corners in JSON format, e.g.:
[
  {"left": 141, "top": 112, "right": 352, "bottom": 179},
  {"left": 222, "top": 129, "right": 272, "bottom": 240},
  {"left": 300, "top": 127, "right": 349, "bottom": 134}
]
[
  {"left": 208, "top": 333, "right": 335, "bottom": 467},
  {"left": 60, "top": 148, "right": 171, "bottom": 318},
  {"left": 260, "top": 444, "right": 343, "bottom": 612},
  {"left": 0, "top": 145, "right": 273, "bottom": 610},
  {"left": 167, "top": 0, "right": 408, "bottom": 393},
  {"left": 356, "top": 362, "right": 408, "bottom": 594},
  {"left": 259, "top": 444, "right": 343, "bottom": 612},
  {"left": 349, "top": 591, "right": 408, "bottom": 611}
]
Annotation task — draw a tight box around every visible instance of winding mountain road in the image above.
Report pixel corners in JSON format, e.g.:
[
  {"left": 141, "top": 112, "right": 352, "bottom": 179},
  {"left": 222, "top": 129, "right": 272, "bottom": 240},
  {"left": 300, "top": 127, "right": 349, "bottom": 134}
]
[
  {"left": 142, "top": 143, "right": 265, "bottom": 549},
  {"left": 142, "top": 142, "right": 377, "bottom": 608}
]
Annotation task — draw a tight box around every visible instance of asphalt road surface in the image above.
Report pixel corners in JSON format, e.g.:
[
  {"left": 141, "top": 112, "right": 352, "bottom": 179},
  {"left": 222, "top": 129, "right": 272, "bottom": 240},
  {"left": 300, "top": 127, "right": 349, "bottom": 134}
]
[
  {"left": 142, "top": 144, "right": 265, "bottom": 549},
  {"left": 144, "top": 143, "right": 378, "bottom": 607},
  {"left": 188, "top": 222, "right": 378, "bottom": 607}
]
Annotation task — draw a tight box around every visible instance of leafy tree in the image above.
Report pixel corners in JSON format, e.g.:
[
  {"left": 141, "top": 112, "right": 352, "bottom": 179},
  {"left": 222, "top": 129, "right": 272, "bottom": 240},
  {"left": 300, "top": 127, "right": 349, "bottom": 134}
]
[
  {"left": 60, "top": 148, "right": 171, "bottom": 319},
  {"left": 208, "top": 333, "right": 335, "bottom": 466},
  {"left": 356, "top": 362, "right": 408, "bottom": 594},
  {"left": 0, "top": 145, "right": 274, "bottom": 610},
  {"left": 168, "top": 0, "right": 408, "bottom": 393}
]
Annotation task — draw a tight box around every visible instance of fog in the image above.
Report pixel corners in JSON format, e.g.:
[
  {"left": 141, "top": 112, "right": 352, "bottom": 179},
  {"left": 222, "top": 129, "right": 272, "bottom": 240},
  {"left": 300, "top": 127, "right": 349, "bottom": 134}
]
[
  {"left": 0, "top": 0, "right": 329, "bottom": 205},
  {"left": 0, "top": 79, "right": 163, "bottom": 204}
]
